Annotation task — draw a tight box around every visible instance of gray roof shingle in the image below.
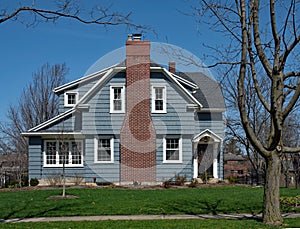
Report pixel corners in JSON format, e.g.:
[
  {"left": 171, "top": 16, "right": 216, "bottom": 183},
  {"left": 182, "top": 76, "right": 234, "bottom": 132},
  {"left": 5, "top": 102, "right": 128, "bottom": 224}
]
[{"left": 176, "top": 72, "right": 226, "bottom": 110}]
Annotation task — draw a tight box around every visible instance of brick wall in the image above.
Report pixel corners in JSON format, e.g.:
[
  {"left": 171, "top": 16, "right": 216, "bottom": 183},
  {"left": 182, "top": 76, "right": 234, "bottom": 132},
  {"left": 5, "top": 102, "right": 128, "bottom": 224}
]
[{"left": 120, "top": 38, "right": 156, "bottom": 183}]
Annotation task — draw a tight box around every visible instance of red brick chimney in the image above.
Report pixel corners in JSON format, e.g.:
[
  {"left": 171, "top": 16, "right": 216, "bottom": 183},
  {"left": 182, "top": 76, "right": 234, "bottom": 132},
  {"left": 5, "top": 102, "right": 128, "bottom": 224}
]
[
  {"left": 168, "top": 61, "right": 176, "bottom": 74},
  {"left": 120, "top": 34, "right": 156, "bottom": 184}
]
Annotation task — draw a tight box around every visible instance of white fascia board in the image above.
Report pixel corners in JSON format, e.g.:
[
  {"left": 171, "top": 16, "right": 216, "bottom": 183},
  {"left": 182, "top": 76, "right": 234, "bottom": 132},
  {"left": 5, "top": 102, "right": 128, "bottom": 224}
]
[
  {"left": 162, "top": 68, "right": 203, "bottom": 108},
  {"left": 53, "top": 64, "right": 119, "bottom": 94},
  {"left": 27, "top": 67, "right": 116, "bottom": 133},
  {"left": 171, "top": 73, "right": 199, "bottom": 89},
  {"left": 198, "top": 108, "right": 226, "bottom": 113},
  {"left": 193, "top": 129, "right": 223, "bottom": 142},
  {"left": 27, "top": 108, "right": 76, "bottom": 132},
  {"left": 75, "top": 68, "right": 115, "bottom": 106},
  {"left": 21, "top": 132, "right": 85, "bottom": 137}
]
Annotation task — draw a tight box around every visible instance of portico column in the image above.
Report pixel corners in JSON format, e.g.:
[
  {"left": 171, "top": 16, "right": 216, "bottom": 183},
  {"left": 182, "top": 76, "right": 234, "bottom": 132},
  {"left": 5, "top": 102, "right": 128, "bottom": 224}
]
[
  {"left": 213, "top": 143, "right": 219, "bottom": 178},
  {"left": 193, "top": 142, "right": 198, "bottom": 179},
  {"left": 193, "top": 158, "right": 198, "bottom": 179}
]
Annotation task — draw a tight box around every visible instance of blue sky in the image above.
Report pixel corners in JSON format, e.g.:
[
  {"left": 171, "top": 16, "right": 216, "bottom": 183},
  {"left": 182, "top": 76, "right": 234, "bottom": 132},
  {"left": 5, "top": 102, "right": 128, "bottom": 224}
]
[{"left": 0, "top": 0, "right": 217, "bottom": 123}]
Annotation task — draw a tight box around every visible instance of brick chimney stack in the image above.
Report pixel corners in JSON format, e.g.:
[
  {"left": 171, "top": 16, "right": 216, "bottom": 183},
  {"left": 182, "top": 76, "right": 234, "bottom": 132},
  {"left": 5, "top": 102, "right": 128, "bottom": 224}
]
[
  {"left": 168, "top": 61, "right": 176, "bottom": 74},
  {"left": 120, "top": 34, "right": 156, "bottom": 184}
]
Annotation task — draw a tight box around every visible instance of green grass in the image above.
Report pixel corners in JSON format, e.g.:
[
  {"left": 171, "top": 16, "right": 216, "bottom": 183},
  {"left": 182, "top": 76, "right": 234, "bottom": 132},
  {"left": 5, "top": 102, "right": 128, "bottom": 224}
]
[
  {"left": 0, "top": 219, "right": 299, "bottom": 229},
  {"left": 0, "top": 186, "right": 299, "bottom": 220}
]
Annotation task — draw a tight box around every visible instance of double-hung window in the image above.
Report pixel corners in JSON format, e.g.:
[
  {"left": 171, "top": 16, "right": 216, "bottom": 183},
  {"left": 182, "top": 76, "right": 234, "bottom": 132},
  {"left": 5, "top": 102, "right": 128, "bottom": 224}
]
[
  {"left": 163, "top": 137, "right": 182, "bottom": 163},
  {"left": 110, "top": 85, "right": 125, "bottom": 113},
  {"left": 44, "top": 140, "right": 83, "bottom": 167},
  {"left": 94, "top": 138, "right": 114, "bottom": 163},
  {"left": 152, "top": 85, "right": 166, "bottom": 113},
  {"left": 64, "top": 92, "right": 78, "bottom": 107}
]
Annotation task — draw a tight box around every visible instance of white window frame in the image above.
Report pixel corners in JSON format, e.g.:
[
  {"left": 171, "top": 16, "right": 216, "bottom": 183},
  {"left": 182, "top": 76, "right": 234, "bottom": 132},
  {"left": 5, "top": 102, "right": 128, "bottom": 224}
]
[
  {"left": 110, "top": 84, "right": 125, "bottom": 113},
  {"left": 151, "top": 84, "right": 167, "bottom": 113},
  {"left": 64, "top": 91, "right": 78, "bottom": 107},
  {"left": 94, "top": 137, "right": 114, "bottom": 163},
  {"left": 163, "top": 137, "right": 182, "bottom": 163},
  {"left": 43, "top": 140, "right": 83, "bottom": 167}
]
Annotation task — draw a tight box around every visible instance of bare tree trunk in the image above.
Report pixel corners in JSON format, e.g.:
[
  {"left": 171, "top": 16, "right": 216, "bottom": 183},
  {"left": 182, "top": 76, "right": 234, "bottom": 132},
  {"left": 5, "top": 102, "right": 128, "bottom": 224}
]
[
  {"left": 263, "top": 152, "right": 282, "bottom": 225},
  {"left": 62, "top": 158, "right": 66, "bottom": 198}
]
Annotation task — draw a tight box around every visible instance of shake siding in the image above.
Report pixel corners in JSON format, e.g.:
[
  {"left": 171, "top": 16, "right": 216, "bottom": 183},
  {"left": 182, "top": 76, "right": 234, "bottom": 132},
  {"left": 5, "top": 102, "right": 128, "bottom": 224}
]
[
  {"left": 82, "top": 73, "right": 125, "bottom": 182},
  {"left": 150, "top": 73, "right": 194, "bottom": 181},
  {"left": 44, "top": 114, "right": 77, "bottom": 131},
  {"left": 84, "top": 137, "right": 120, "bottom": 183},
  {"left": 156, "top": 137, "right": 193, "bottom": 182},
  {"left": 28, "top": 137, "right": 42, "bottom": 180},
  {"left": 82, "top": 73, "right": 126, "bottom": 135}
]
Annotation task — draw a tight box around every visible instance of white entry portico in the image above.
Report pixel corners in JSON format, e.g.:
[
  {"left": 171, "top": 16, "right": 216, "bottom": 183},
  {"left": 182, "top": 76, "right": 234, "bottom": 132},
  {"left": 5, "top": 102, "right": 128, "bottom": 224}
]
[{"left": 192, "top": 129, "right": 223, "bottom": 179}]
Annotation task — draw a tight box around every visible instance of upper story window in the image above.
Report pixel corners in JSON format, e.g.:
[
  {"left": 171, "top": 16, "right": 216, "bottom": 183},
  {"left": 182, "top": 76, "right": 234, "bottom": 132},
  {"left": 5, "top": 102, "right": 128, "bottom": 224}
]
[
  {"left": 64, "top": 92, "right": 78, "bottom": 107},
  {"left": 94, "top": 137, "right": 114, "bottom": 163},
  {"left": 152, "top": 85, "right": 166, "bottom": 113},
  {"left": 163, "top": 137, "right": 182, "bottom": 163},
  {"left": 44, "top": 140, "right": 83, "bottom": 167},
  {"left": 110, "top": 85, "right": 125, "bottom": 113}
]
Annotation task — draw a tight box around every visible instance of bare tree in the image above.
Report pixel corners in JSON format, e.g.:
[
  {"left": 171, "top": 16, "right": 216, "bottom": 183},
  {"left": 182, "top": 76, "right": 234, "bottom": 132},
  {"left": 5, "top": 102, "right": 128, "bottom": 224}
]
[
  {"left": 191, "top": 0, "right": 300, "bottom": 226},
  {"left": 0, "top": 1, "right": 147, "bottom": 31},
  {"left": 0, "top": 63, "right": 68, "bottom": 186}
]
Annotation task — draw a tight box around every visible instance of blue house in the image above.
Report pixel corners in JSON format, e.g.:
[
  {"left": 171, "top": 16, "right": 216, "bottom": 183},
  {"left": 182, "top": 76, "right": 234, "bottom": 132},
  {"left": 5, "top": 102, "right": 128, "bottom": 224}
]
[{"left": 23, "top": 35, "right": 226, "bottom": 185}]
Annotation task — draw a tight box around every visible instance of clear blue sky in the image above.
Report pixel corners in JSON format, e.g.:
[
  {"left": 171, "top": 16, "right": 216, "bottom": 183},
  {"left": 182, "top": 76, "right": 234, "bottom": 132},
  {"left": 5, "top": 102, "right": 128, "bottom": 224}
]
[{"left": 0, "top": 0, "right": 217, "bottom": 123}]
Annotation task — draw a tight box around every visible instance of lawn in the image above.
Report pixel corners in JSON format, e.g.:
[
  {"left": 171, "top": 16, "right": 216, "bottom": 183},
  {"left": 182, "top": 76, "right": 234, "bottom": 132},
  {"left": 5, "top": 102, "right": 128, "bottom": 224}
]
[{"left": 0, "top": 186, "right": 299, "bottom": 228}]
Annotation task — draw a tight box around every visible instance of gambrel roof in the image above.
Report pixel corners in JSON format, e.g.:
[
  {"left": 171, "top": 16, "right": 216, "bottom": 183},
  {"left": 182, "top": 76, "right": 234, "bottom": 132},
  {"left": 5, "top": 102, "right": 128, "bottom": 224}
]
[{"left": 23, "top": 61, "right": 225, "bottom": 134}]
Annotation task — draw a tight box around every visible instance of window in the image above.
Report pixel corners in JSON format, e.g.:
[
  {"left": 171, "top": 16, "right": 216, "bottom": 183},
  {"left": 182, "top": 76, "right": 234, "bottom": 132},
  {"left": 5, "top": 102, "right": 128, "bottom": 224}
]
[
  {"left": 44, "top": 140, "right": 83, "bottom": 167},
  {"left": 45, "top": 142, "right": 56, "bottom": 165},
  {"left": 152, "top": 85, "right": 166, "bottom": 113},
  {"left": 64, "top": 92, "right": 78, "bottom": 107},
  {"left": 71, "top": 142, "right": 82, "bottom": 165},
  {"left": 110, "top": 85, "right": 125, "bottom": 113},
  {"left": 238, "top": 170, "right": 244, "bottom": 175},
  {"left": 163, "top": 137, "right": 182, "bottom": 163},
  {"left": 94, "top": 138, "right": 114, "bottom": 163}
]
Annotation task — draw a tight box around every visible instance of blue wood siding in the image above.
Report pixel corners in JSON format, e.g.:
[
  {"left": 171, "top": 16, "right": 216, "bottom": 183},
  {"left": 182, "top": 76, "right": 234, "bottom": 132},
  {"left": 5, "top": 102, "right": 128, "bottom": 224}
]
[
  {"left": 151, "top": 73, "right": 195, "bottom": 181},
  {"left": 28, "top": 137, "right": 42, "bottom": 180},
  {"left": 84, "top": 136, "right": 120, "bottom": 183},
  {"left": 82, "top": 72, "right": 126, "bottom": 135}
]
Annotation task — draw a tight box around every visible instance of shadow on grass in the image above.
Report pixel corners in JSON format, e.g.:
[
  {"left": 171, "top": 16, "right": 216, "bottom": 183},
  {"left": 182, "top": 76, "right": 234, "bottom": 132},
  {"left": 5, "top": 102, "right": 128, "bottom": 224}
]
[
  {"left": 0, "top": 201, "right": 75, "bottom": 222},
  {"left": 165, "top": 198, "right": 263, "bottom": 222}
]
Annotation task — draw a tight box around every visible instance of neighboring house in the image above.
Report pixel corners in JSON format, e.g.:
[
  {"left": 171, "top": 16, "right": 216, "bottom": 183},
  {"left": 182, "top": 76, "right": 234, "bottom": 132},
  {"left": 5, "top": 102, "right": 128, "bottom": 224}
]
[
  {"left": 0, "top": 154, "right": 20, "bottom": 187},
  {"left": 223, "top": 153, "right": 249, "bottom": 179},
  {"left": 23, "top": 35, "right": 226, "bottom": 185}
]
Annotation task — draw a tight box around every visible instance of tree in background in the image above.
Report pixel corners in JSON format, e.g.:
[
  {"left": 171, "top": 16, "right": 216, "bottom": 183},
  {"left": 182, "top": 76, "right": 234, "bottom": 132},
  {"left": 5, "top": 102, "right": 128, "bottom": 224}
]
[
  {"left": 0, "top": 0, "right": 146, "bottom": 30},
  {"left": 191, "top": 0, "right": 300, "bottom": 226},
  {"left": 0, "top": 63, "right": 68, "bottom": 186}
]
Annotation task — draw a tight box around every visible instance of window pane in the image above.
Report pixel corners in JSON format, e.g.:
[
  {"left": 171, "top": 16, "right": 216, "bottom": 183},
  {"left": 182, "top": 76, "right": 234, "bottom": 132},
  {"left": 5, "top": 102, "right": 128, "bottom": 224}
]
[
  {"left": 155, "top": 100, "right": 163, "bottom": 110},
  {"left": 166, "top": 138, "right": 179, "bottom": 161},
  {"left": 113, "top": 87, "right": 122, "bottom": 111},
  {"left": 114, "top": 100, "right": 122, "bottom": 111},
  {"left": 155, "top": 88, "right": 163, "bottom": 99},
  {"left": 46, "top": 142, "right": 56, "bottom": 165},
  {"left": 59, "top": 142, "right": 69, "bottom": 164},
  {"left": 166, "top": 149, "right": 179, "bottom": 160},
  {"left": 154, "top": 87, "right": 165, "bottom": 111},
  {"left": 71, "top": 142, "right": 82, "bottom": 164},
  {"left": 98, "top": 139, "right": 111, "bottom": 161},
  {"left": 114, "top": 88, "right": 121, "bottom": 99},
  {"left": 68, "top": 94, "right": 76, "bottom": 104}
]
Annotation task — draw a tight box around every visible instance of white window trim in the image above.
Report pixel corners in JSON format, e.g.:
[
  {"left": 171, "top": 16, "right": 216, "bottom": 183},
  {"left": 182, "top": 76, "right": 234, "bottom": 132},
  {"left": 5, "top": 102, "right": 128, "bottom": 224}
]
[
  {"left": 64, "top": 91, "right": 78, "bottom": 107},
  {"left": 163, "top": 137, "right": 182, "bottom": 163},
  {"left": 110, "top": 84, "right": 125, "bottom": 113},
  {"left": 43, "top": 140, "right": 84, "bottom": 167},
  {"left": 151, "top": 84, "right": 167, "bottom": 113},
  {"left": 94, "top": 137, "right": 114, "bottom": 163}
]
